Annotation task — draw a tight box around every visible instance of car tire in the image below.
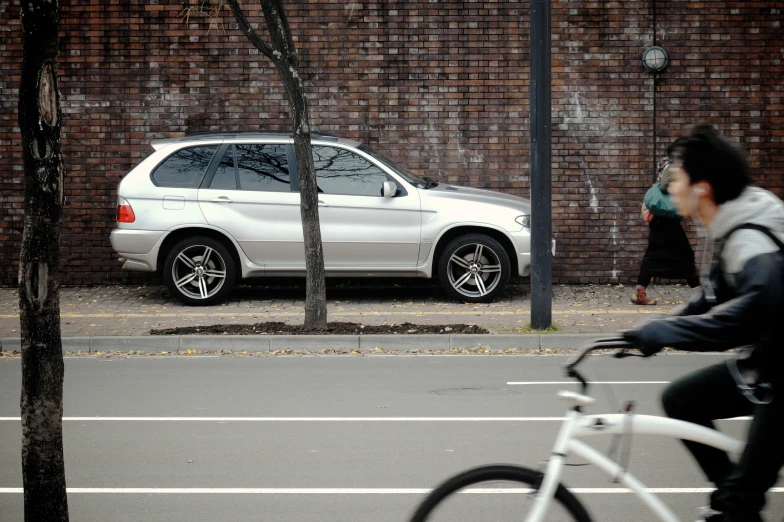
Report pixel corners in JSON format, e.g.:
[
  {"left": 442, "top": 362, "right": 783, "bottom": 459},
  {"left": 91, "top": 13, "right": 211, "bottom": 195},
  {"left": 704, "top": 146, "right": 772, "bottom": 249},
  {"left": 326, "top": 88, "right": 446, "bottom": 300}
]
[
  {"left": 438, "top": 233, "right": 511, "bottom": 303},
  {"left": 163, "top": 236, "right": 236, "bottom": 306}
]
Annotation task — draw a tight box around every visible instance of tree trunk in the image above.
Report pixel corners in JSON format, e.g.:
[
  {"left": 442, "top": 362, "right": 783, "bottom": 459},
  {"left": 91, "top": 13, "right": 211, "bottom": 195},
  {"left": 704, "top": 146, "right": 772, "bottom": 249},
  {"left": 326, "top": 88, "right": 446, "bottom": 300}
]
[
  {"left": 228, "top": 0, "right": 328, "bottom": 329},
  {"left": 291, "top": 123, "right": 328, "bottom": 330},
  {"left": 261, "top": 0, "right": 327, "bottom": 329},
  {"left": 17, "top": 1, "right": 69, "bottom": 521},
  {"left": 273, "top": 53, "right": 327, "bottom": 330}
]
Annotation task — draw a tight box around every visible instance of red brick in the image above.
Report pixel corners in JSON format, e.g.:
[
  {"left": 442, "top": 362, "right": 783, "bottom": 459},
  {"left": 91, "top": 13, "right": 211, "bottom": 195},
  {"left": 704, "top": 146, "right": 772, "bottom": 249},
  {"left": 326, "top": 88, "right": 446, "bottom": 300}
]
[{"left": 0, "top": 0, "right": 782, "bottom": 286}]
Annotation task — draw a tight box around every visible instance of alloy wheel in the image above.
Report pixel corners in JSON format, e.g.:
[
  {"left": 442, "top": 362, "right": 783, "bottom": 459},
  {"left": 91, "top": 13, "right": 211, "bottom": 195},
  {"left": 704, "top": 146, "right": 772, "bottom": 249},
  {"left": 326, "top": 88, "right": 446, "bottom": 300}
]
[
  {"left": 446, "top": 243, "right": 503, "bottom": 299},
  {"left": 171, "top": 244, "right": 228, "bottom": 301}
]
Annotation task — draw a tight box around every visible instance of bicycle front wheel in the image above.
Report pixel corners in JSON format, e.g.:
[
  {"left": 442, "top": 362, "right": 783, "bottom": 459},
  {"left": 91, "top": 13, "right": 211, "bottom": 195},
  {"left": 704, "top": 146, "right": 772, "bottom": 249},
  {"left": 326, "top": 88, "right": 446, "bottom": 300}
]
[{"left": 410, "top": 465, "right": 592, "bottom": 522}]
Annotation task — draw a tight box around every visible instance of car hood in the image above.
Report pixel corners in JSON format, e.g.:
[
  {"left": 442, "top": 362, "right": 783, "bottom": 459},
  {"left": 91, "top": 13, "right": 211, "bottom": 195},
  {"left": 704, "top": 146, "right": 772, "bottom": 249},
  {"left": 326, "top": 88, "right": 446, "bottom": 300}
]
[{"left": 421, "top": 184, "right": 531, "bottom": 213}]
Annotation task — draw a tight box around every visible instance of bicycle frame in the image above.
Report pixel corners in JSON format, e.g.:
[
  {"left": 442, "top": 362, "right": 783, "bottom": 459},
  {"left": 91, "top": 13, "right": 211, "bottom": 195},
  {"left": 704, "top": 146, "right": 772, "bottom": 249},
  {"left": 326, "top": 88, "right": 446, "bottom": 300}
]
[
  {"left": 521, "top": 338, "right": 751, "bottom": 522},
  {"left": 525, "top": 397, "right": 746, "bottom": 522}
]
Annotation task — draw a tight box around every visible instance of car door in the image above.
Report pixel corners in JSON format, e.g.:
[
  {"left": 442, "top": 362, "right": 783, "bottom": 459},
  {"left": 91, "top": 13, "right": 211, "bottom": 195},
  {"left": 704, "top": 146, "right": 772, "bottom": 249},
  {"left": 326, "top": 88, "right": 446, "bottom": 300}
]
[
  {"left": 135, "top": 144, "right": 221, "bottom": 232},
  {"left": 198, "top": 143, "right": 303, "bottom": 268},
  {"left": 309, "top": 145, "right": 422, "bottom": 268}
]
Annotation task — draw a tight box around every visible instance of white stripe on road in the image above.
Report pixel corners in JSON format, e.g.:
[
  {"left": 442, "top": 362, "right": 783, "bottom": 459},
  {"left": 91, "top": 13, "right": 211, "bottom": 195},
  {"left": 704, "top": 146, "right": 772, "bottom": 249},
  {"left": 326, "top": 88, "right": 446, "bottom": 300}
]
[
  {"left": 0, "top": 416, "right": 752, "bottom": 422},
  {"left": 0, "top": 417, "right": 566, "bottom": 422},
  {"left": 0, "top": 487, "right": 782, "bottom": 494},
  {"left": 507, "top": 381, "right": 669, "bottom": 385}
]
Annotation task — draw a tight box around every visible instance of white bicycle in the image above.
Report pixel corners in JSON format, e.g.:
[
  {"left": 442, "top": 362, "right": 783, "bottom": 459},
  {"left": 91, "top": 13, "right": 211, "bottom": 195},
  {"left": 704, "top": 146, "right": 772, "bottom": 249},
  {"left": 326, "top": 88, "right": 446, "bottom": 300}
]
[{"left": 410, "top": 338, "right": 749, "bottom": 522}]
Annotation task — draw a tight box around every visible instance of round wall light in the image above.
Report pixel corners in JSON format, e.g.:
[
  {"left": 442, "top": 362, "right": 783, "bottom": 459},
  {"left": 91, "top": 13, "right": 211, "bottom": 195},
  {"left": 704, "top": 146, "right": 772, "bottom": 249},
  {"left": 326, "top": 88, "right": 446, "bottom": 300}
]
[{"left": 641, "top": 46, "right": 669, "bottom": 73}]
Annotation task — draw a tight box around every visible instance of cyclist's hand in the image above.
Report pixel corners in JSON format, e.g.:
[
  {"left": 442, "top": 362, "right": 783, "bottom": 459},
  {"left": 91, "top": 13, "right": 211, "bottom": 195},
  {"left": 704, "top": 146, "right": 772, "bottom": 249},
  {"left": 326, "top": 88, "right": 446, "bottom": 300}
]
[{"left": 621, "top": 329, "right": 662, "bottom": 357}]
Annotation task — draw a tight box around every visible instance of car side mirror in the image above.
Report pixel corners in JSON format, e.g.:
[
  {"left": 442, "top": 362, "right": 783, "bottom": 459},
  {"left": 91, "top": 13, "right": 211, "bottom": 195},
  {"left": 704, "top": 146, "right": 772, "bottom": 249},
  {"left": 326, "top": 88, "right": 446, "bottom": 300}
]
[{"left": 382, "top": 181, "right": 398, "bottom": 198}]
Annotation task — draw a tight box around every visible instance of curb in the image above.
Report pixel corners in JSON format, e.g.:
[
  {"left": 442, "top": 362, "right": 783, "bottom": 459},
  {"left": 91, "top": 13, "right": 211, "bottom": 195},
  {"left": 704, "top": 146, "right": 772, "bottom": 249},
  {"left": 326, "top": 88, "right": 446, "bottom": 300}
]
[{"left": 0, "top": 333, "right": 602, "bottom": 354}]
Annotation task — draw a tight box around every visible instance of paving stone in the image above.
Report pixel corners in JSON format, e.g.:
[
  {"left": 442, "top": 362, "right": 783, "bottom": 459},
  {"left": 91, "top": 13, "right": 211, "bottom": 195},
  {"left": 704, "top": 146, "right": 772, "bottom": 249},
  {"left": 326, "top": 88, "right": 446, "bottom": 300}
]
[{"left": 0, "top": 284, "right": 692, "bottom": 339}]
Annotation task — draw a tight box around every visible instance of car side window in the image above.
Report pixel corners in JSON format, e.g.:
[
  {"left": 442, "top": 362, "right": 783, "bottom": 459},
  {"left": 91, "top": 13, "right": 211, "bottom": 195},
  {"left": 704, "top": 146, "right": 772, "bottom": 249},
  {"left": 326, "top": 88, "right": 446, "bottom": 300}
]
[
  {"left": 312, "top": 146, "right": 389, "bottom": 197},
  {"left": 151, "top": 145, "right": 219, "bottom": 188},
  {"left": 209, "top": 145, "right": 238, "bottom": 190},
  {"left": 236, "top": 143, "right": 291, "bottom": 192}
]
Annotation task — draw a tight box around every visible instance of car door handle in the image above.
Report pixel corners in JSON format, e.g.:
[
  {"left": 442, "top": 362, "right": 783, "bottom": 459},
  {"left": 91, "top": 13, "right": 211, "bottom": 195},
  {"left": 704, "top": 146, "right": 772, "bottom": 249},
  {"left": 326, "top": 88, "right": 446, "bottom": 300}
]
[
  {"left": 318, "top": 199, "right": 328, "bottom": 207},
  {"left": 210, "top": 196, "right": 233, "bottom": 203}
]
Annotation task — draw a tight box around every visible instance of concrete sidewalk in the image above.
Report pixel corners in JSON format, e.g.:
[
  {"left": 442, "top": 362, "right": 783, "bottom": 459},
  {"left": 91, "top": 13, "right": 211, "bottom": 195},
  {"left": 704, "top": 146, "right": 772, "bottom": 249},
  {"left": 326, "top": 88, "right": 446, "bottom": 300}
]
[{"left": 0, "top": 282, "right": 694, "bottom": 353}]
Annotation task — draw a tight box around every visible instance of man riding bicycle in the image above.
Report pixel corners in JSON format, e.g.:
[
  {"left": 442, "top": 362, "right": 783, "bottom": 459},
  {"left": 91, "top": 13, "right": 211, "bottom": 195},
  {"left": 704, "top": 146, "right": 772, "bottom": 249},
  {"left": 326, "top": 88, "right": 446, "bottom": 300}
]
[{"left": 623, "top": 125, "right": 784, "bottom": 522}]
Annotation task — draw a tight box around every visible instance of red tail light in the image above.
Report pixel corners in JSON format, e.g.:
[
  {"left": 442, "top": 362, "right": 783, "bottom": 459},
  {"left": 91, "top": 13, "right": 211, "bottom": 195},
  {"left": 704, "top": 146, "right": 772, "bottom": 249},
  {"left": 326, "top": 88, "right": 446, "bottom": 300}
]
[{"left": 117, "top": 198, "right": 136, "bottom": 223}]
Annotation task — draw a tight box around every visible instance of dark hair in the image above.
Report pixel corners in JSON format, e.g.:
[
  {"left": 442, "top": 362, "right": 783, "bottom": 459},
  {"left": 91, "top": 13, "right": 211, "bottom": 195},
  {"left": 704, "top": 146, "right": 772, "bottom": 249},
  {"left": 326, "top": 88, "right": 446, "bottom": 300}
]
[{"left": 668, "top": 125, "right": 751, "bottom": 204}]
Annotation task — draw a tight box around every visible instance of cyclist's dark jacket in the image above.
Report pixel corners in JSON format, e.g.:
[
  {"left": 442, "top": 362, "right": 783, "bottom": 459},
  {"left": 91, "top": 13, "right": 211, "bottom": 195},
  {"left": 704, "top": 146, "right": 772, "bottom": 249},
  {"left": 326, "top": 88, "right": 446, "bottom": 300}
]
[{"left": 628, "top": 187, "right": 784, "bottom": 385}]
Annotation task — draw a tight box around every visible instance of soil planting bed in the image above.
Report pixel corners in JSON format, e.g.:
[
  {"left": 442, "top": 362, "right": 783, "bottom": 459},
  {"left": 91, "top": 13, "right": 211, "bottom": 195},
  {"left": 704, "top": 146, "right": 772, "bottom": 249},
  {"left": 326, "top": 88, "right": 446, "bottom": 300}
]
[{"left": 150, "top": 321, "right": 488, "bottom": 336}]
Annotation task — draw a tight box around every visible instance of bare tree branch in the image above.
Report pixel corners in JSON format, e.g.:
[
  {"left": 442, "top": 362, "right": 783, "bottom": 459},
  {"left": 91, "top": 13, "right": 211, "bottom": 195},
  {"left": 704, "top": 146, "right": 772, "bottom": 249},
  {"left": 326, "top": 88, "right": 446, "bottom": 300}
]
[
  {"left": 259, "top": 0, "right": 298, "bottom": 66},
  {"left": 225, "top": 0, "right": 276, "bottom": 61}
]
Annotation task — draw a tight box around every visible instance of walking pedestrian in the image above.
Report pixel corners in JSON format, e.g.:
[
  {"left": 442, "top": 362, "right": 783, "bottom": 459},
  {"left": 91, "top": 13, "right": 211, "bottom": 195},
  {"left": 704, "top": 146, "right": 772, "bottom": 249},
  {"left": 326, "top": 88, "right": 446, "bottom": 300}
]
[{"left": 632, "top": 151, "right": 700, "bottom": 305}]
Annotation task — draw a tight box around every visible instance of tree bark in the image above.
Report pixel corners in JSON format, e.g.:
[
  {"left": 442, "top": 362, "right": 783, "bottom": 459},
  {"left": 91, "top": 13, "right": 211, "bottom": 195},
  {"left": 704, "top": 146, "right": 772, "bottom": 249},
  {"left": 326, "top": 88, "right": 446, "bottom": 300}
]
[
  {"left": 18, "top": 1, "right": 69, "bottom": 521},
  {"left": 227, "top": 0, "right": 327, "bottom": 329}
]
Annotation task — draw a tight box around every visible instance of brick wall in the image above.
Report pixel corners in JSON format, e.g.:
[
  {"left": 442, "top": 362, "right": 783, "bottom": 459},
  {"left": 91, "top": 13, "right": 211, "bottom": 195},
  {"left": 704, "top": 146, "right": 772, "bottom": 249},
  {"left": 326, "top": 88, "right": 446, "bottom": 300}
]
[{"left": 1, "top": 1, "right": 782, "bottom": 286}]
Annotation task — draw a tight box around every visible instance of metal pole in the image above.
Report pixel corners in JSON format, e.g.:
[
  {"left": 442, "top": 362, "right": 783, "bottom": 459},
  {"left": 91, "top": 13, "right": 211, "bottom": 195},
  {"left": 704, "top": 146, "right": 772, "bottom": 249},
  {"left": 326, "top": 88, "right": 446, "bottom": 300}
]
[{"left": 530, "top": 0, "right": 552, "bottom": 329}]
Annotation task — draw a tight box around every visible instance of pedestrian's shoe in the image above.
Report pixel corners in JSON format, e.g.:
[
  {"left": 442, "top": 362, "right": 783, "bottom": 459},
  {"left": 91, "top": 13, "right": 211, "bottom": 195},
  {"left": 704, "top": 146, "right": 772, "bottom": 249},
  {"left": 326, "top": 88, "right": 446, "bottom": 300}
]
[
  {"left": 695, "top": 506, "right": 725, "bottom": 522},
  {"left": 631, "top": 288, "right": 657, "bottom": 305}
]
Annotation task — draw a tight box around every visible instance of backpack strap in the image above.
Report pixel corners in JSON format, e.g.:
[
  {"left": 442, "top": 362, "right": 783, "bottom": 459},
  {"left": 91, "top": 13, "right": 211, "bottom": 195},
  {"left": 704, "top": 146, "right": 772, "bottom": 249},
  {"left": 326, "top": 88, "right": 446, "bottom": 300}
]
[
  {"left": 720, "top": 224, "right": 782, "bottom": 398},
  {"left": 721, "top": 223, "right": 784, "bottom": 252}
]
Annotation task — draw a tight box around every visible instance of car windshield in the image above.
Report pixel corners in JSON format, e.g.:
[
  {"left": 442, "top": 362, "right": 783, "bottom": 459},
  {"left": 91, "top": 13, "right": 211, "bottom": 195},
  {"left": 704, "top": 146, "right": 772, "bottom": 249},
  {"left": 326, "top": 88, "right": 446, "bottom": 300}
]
[{"left": 358, "top": 145, "right": 428, "bottom": 189}]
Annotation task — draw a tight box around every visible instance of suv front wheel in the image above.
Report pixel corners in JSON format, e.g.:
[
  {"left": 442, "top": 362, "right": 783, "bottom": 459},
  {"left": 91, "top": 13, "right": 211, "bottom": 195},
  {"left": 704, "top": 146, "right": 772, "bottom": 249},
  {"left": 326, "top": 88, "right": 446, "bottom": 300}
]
[
  {"left": 163, "top": 236, "right": 236, "bottom": 306},
  {"left": 438, "top": 234, "right": 511, "bottom": 303}
]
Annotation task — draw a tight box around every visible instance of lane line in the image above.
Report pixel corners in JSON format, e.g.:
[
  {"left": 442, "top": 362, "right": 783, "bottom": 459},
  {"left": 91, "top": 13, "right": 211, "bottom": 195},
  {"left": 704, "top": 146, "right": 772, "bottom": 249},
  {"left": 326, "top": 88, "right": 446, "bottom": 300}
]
[
  {"left": 0, "top": 487, "right": 781, "bottom": 494},
  {"left": 0, "top": 416, "right": 752, "bottom": 422},
  {"left": 0, "top": 417, "right": 566, "bottom": 422},
  {"left": 507, "top": 381, "right": 669, "bottom": 385}
]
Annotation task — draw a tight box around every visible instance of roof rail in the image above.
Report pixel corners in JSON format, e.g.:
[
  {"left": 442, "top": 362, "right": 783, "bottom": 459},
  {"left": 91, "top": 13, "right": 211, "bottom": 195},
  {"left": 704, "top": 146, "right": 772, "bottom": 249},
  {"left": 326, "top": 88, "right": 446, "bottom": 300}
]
[
  {"left": 185, "top": 130, "right": 289, "bottom": 138},
  {"left": 311, "top": 131, "right": 340, "bottom": 141},
  {"left": 182, "top": 130, "right": 341, "bottom": 141}
]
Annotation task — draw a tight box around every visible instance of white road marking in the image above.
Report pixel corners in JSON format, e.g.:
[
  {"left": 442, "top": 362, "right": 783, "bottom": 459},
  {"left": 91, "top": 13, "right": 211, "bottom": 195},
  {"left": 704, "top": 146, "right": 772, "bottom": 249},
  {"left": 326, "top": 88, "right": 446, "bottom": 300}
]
[
  {"left": 0, "top": 416, "right": 752, "bottom": 422},
  {"left": 507, "top": 381, "right": 669, "bottom": 385},
  {"left": 0, "top": 487, "right": 781, "bottom": 494},
  {"left": 0, "top": 417, "right": 566, "bottom": 422}
]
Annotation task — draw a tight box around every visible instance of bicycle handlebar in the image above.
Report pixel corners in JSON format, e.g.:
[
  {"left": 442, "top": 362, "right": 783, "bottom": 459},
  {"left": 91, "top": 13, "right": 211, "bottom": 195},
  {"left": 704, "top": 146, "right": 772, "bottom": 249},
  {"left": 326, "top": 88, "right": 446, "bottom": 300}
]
[{"left": 563, "top": 337, "right": 639, "bottom": 396}]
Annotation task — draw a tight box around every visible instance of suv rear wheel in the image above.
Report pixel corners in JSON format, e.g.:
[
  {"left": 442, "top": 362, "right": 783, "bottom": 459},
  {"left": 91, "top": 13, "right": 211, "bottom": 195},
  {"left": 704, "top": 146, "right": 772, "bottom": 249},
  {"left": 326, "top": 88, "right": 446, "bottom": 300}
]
[
  {"left": 438, "top": 234, "right": 510, "bottom": 303},
  {"left": 163, "top": 236, "right": 236, "bottom": 306}
]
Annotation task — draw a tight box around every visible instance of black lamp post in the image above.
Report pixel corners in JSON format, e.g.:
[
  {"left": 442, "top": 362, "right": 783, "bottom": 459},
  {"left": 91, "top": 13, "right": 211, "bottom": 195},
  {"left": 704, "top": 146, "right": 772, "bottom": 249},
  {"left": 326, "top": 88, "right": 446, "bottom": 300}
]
[{"left": 530, "top": 0, "right": 552, "bottom": 329}]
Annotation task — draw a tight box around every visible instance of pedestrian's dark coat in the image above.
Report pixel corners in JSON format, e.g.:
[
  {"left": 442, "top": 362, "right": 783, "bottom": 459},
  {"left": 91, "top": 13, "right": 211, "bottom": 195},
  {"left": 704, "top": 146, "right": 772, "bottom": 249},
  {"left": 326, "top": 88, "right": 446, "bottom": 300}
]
[
  {"left": 639, "top": 214, "right": 697, "bottom": 280},
  {"left": 639, "top": 168, "right": 697, "bottom": 282}
]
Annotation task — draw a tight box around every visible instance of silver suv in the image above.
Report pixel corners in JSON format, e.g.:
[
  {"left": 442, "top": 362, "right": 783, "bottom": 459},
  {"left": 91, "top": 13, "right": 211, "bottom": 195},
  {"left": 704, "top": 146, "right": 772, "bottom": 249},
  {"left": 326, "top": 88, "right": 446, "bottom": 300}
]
[{"left": 110, "top": 132, "right": 536, "bottom": 305}]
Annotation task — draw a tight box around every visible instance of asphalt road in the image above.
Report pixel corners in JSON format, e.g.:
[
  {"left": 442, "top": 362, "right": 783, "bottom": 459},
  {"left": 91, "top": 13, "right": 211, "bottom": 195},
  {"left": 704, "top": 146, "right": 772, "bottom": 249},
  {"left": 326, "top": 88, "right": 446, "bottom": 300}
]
[{"left": 1, "top": 353, "right": 782, "bottom": 521}]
